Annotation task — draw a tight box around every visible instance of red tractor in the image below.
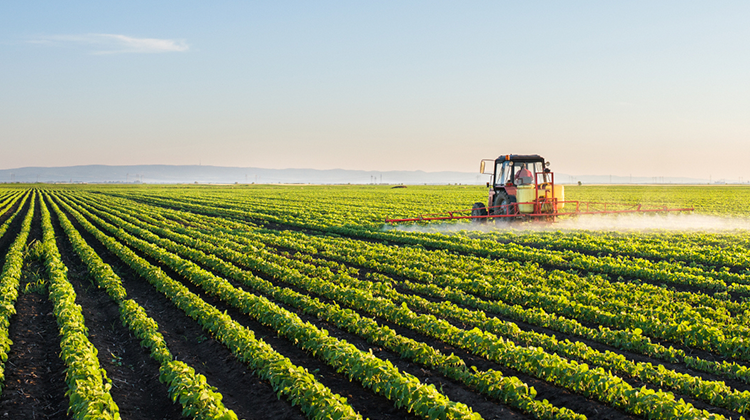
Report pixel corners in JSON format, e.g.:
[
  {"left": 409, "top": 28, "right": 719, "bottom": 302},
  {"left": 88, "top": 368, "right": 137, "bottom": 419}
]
[{"left": 471, "top": 154, "right": 562, "bottom": 220}]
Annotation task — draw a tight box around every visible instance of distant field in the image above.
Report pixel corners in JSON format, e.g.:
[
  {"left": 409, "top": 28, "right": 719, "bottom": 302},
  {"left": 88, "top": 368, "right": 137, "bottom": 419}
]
[{"left": 0, "top": 184, "right": 748, "bottom": 420}]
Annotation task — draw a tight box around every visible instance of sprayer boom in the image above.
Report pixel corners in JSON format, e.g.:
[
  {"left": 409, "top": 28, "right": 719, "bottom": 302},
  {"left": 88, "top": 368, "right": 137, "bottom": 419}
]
[
  {"left": 385, "top": 201, "right": 694, "bottom": 223},
  {"left": 386, "top": 153, "right": 695, "bottom": 224}
]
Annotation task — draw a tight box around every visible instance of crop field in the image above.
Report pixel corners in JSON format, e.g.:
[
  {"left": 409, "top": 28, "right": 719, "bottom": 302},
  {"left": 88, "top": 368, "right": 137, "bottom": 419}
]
[{"left": 0, "top": 184, "right": 749, "bottom": 420}]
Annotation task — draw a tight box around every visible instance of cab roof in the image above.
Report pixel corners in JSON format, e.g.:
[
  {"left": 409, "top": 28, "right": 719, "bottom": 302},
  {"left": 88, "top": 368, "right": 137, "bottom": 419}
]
[{"left": 495, "top": 154, "right": 545, "bottom": 163}]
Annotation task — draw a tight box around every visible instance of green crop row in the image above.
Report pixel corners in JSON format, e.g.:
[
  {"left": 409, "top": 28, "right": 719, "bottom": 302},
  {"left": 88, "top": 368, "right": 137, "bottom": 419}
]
[
  {"left": 44, "top": 194, "right": 238, "bottom": 419},
  {"left": 78, "top": 190, "right": 750, "bottom": 416},
  {"left": 293, "top": 227, "right": 750, "bottom": 360},
  {"left": 331, "top": 227, "right": 749, "bottom": 318},
  {"left": 474, "top": 229, "right": 750, "bottom": 274},
  {"left": 100, "top": 190, "right": 749, "bottom": 333},
  {"left": 189, "top": 185, "right": 750, "bottom": 294},
  {"left": 0, "top": 191, "right": 28, "bottom": 245},
  {"left": 0, "top": 190, "right": 23, "bottom": 218},
  {"left": 149, "top": 199, "right": 750, "bottom": 415},
  {"left": 279, "top": 243, "right": 750, "bottom": 390},
  {"left": 51, "top": 193, "right": 363, "bottom": 420},
  {"left": 39, "top": 194, "right": 121, "bottom": 419},
  {"left": 47, "top": 186, "right": 750, "bottom": 420},
  {"left": 0, "top": 192, "right": 33, "bottom": 391}
]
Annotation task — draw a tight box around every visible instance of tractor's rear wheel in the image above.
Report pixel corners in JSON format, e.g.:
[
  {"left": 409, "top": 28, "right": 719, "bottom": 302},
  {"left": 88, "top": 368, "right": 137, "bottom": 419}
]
[{"left": 471, "top": 202, "right": 488, "bottom": 223}]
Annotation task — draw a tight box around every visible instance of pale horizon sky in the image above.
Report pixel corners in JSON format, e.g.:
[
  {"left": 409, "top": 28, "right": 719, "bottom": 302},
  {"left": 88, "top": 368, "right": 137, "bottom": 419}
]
[{"left": 1, "top": 2, "right": 749, "bottom": 181}]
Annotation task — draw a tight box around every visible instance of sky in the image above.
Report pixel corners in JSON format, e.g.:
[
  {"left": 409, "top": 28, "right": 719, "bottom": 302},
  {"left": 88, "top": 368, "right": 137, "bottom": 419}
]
[{"left": 1, "top": 1, "right": 749, "bottom": 181}]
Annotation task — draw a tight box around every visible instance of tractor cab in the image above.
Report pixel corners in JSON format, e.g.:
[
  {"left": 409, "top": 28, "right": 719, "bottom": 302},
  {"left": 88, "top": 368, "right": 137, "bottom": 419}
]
[
  {"left": 473, "top": 154, "right": 562, "bottom": 219},
  {"left": 492, "top": 155, "right": 548, "bottom": 189}
]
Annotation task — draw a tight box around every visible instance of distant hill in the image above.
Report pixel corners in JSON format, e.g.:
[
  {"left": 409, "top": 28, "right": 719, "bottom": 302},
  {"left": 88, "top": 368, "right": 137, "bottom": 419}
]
[
  {"left": 0, "top": 165, "right": 485, "bottom": 185},
  {"left": 555, "top": 174, "right": 714, "bottom": 185},
  {"left": 0, "top": 164, "right": 717, "bottom": 185}
]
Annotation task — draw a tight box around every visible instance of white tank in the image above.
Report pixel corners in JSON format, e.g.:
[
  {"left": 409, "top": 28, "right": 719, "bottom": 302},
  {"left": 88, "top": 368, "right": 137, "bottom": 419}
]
[
  {"left": 539, "top": 183, "right": 565, "bottom": 212},
  {"left": 553, "top": 184, "right": 565, "bottom": 209},
  {"left": 516, "top": 185, "right": 535, "bottom": 214}
]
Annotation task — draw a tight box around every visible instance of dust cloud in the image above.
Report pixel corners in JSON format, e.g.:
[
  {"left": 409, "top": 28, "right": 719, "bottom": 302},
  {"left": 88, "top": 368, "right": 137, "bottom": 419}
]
[{"left": 384, "top": 213, "right": 750, "bottom": 234}]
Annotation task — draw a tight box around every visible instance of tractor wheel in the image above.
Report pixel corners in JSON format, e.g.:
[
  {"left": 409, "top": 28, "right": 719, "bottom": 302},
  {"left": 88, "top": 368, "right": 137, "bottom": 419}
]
[
  {"left": 492, "top": 193, "right": 517, "bottom": 217},
  {"left": 471, "top": 202, "right": 487, "bottom": 223}
]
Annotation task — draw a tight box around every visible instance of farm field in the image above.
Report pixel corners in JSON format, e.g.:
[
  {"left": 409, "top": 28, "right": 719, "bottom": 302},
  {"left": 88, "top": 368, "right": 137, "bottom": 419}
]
[{"left": 0, "top": 184, "right": 749, "bottom": 419}]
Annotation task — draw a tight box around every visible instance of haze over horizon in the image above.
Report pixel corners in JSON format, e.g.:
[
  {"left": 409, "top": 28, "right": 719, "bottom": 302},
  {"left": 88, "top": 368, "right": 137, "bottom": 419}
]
[{"left": 2, "top": 2, "right": 749, "bottom": 182}]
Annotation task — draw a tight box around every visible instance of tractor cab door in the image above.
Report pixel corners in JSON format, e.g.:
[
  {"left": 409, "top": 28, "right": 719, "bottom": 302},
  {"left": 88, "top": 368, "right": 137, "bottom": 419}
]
[{"left": 494, "top": 161, "right": 512, "bottom": 186}]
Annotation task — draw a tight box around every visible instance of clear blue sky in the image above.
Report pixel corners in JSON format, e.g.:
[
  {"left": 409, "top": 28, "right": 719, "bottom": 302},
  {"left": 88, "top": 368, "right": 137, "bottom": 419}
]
[{"left": 1, "top": 1, "right": 748, "bottom": 181}]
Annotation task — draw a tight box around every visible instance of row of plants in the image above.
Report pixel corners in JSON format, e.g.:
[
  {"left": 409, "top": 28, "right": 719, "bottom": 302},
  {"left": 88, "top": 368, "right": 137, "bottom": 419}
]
[
  {"left": 0, "top": 190, "right": 23, "bottom": 219},
  {"left": 396, "top": 276, "right": 750, "bottom": 386},
  {"left": 244, "top": 231, "right": 750, "bottom": 389},
  {"left": 0, "top": 192, "right": 27, "bottom": 240},
  {"left": 335, "top": 226, "right": 750, "bottom": 305},
  {"left": 145, "top": 205, "right": 750, "bottom": 416},
  {"left": 100, "top": 185, "right": 473, "bottom": 229},
  {"left": 0, "top": 192, "right": 33, "bottom": 392},
  {"left": 38, "top": 194, "right": 122, "bottom": 419},
  {"left": 248, "top": 238, "right": 750, "bottom": 417},
  {"left": 473, "top": 230, "right": 750, "bottom": 274},
  {"left": 44, "top": 194, "right": 239, "bottom": 419},
  {"left": 280, "top": 228, "right": 750, "bottom": 360},
  {"left": 0, "top": 191, "right": 29, "bottom": 255},
  {"left": 159, "top": 188, "right": 750, "bottom": 303},
  {"left": 108, "top": 193, "right": 750, "bottom": 416},
  {"left": 114, "top": 183, "right": 750, "bottom": 226},
  {"left": 160, "top": 211, "right": 740, "bottom": 359},
  {"left": 51, "top": 194, "right": 364, "bottom": 420}
]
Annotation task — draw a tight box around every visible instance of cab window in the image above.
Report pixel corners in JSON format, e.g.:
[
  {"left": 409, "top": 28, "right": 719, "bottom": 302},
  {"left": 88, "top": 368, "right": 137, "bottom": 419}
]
[{"left": 495, "top": 162, "right": 511, "bottom": 185}]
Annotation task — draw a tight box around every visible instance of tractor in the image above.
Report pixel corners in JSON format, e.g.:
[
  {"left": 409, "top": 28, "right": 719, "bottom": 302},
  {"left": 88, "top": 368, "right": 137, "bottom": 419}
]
[{"left": 471, "top": 154, "right": 563, "bottom": 220}]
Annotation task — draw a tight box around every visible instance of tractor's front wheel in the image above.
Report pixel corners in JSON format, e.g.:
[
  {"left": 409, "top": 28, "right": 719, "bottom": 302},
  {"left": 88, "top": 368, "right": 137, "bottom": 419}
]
[
  {"left": 492, "top": 193, "right": 517, "bottom": 217},
  {"left": 471, "top": 202, "right": 488, "bottom": 223}
]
